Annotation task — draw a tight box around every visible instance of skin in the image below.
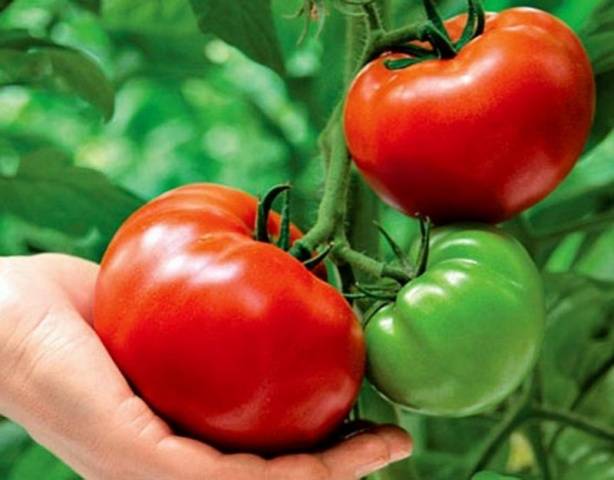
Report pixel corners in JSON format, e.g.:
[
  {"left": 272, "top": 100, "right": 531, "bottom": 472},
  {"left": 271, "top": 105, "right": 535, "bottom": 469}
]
[
  {"left": 0, "top": 253, "right": 412, "bottom": 480},
  {"left": 344, "top": 8, "right": 595, "bottom": 223},
  {"left": 94, "top": 184, "right": 366, "bottom": 453},
  {"left": 366, "top": 226, "right": 545, "bottom": 416}
]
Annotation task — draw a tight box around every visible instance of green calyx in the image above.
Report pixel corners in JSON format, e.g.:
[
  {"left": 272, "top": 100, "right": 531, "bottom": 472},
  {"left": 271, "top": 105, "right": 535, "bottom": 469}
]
[
  {"left": 255, "top": 183, "right": 291, "bottom": 244},
  {"left": 344, "top": 217, "right": 431, "bottom": 304},
  {"left": 255, "top": 183, "right": 331, "bottom": 270},
  {"left": 384, "top": 0, "right": 485, "bottom": 71}
]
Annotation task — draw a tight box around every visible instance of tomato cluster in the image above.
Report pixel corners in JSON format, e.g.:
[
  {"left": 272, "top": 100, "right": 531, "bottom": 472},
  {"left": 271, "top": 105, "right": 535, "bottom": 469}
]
[
  {"left": 342, "top": 7, "right": 594, "bottom": 417},
  {"left": 94, "top": 5, "right": 595, "bottom": 455}
]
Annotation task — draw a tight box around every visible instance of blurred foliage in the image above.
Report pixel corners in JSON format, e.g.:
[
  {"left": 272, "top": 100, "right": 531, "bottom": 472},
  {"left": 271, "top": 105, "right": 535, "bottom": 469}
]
[{"left": 0, "top": 0, "right": 612, "bottom": 478}]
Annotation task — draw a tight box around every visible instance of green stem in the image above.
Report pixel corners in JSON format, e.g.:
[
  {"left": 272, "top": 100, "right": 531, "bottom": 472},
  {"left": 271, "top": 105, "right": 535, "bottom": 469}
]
[
  {"left": 532, "top": 406, "right": 614, "bottom": 444},
  {"left": 422, "top": 0, "right": 449, "bottom": 41},
  {"left": 289, "top": 119, "right": 351, "bottom": 258},
  {"left": 334, "top": 243, "right": 411, "bottom": 284},
  {"left": 293, "top": 8, "right": 422, "bottom": 259},
  {"left": 531, "top": 406, "right": 614, "bottom": 443},
  {"left": 525, "top": 423, "right": 552, "bottom": 480},
  {"left": 362, "top": 2, "right": 384, "bottom": 32}
]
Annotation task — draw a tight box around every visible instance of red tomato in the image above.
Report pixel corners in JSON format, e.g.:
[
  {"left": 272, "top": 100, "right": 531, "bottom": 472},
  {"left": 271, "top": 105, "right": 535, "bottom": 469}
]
[
  {"left": 94, "top": 183, "right": 365, "bottom": 453},
  {"left": 344, "top": 8, "right": 595, "bottom": 223}
]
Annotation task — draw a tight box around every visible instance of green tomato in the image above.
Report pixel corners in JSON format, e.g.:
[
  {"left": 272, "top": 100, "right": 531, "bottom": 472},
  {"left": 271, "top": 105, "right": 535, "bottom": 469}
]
[{"left": 365, "top": 225, "right": 545, "bottom": 416}]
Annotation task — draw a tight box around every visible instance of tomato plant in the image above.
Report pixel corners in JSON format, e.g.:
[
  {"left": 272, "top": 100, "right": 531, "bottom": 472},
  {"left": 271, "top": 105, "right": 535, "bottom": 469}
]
[
  {"left": 93, "top": 183, "right": 365, "bottom": 453},
  {"left": 344, "top": 7, "right": 595, "bottom": 223}
]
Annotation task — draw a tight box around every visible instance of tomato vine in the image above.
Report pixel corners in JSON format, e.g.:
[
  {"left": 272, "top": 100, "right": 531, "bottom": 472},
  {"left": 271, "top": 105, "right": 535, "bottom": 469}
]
[{"left": 289, "top": 0, "right": 614, "bottom": 478}]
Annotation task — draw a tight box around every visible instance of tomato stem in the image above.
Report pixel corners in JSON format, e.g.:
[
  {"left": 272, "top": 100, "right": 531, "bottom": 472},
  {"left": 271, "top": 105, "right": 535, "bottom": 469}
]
[
  {"left": 334, "top": 243, "right": 411, "bottom": 284},
  {"left": 289, "top": 116, "right": 351, "bottom": 258},
  {"left": 348, "top": 0, "right": 384, "bottom": 32}
]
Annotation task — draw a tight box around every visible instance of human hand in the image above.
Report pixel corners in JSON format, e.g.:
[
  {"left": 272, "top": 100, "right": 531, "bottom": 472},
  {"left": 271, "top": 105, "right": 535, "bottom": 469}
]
[{"left": 0, "top": 254, "right": 412, "bottom": 479}]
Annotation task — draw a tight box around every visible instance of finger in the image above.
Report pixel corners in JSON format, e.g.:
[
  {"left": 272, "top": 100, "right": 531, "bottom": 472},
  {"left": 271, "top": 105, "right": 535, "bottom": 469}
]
[
  {"left": 264, "top": 453, "right": 331, "bottom": 480},
  {"left": 155, "top": 435, "right": 228, "bottom": 479},
  {"left": 318, "top": 425, "right": 412, "bottom": 478},
  {"left": 32, "top": 253, "right": 99, "bottom": 321}
]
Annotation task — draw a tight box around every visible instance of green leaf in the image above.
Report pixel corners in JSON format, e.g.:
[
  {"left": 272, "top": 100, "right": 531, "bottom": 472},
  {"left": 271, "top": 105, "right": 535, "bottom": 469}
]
[
  {"left": 0, "top": 148, "right": 143, "bottom": 259},
  {"left": 524, "top": 131, "right": 614, "bottom": 237},
  {"left": 8, "top": 442, "right": 77, "bottom": 480},
  {"left": 0, "top": 30, "right": 114, "bottom": 120},
  {"left": 540, "top": 273, "right": 614, "bottom": 409},
  {"left": 189, "top": 0, "right": 285, "bottom": 74}
]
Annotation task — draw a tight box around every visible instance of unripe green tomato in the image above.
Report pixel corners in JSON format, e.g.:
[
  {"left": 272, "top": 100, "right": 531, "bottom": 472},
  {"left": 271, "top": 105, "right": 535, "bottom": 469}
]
[{"left": 365, "top": 225, "right": 545, "bottom": 416}]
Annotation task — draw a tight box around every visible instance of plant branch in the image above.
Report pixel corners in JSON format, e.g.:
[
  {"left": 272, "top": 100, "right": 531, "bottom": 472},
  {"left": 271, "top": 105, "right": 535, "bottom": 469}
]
[
  {"left": 360, "top": 1, "right": 384, "bottom": 32},
  {"left": 525, "top": 423, "right": 552, "bottom": 480},
  {"left": 292, "top": 13, "right": 422, "bottom": 259},
  {"left": 334, "top": 243, "right": 411, "bottom": 284},
  {"left": 531, "top": 405, "right": 614, "bottom": 443},
  {"left": 290, "top": 118, "right": 351, "bottom": 258}
]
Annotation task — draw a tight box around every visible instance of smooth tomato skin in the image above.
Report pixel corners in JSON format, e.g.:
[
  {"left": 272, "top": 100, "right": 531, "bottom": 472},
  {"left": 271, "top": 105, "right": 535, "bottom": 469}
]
[
  {"left": 344, "top": 8, "right": 595, "bottom": 223},
  {"left": 94, "top": 184, "right": 365, "bottom": 453},
  {"left": 366, "top": 225, "right": 545, "bottom": 416}
]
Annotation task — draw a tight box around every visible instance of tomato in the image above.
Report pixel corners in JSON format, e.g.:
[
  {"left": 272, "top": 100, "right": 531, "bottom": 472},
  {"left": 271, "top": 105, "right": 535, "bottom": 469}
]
[
  {"left": 365, "top": 225, "right": 544, "bottom": 416},
  {"left": 94, "top": 183, "right": 365, "bottom": 453},
  {"left": 344, "top": 8, "right": 595, "bottom": 223}
]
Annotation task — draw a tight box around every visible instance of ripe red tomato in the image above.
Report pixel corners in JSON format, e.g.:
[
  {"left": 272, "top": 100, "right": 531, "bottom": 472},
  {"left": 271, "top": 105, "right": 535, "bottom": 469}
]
[
  {"left": 94, "top": 183, "right": 365, "bottom": 453},
  {"left": 344, "top": 8, "right": 595, "bottom": 223}
]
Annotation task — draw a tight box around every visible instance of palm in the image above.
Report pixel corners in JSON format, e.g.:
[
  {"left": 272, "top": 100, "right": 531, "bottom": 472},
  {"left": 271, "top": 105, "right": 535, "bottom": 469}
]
[{"left": 0, "top": 254, "right": 410, "bottom": 480}]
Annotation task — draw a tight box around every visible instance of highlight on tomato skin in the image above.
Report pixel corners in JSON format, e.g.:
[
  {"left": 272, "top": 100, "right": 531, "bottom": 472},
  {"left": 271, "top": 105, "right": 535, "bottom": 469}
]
[
  {"left": 344, "top": 7, "right": 596, "bottom": 224},
  {"left": 93, "top": 183, "right": 366, "bottom": 454}
]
